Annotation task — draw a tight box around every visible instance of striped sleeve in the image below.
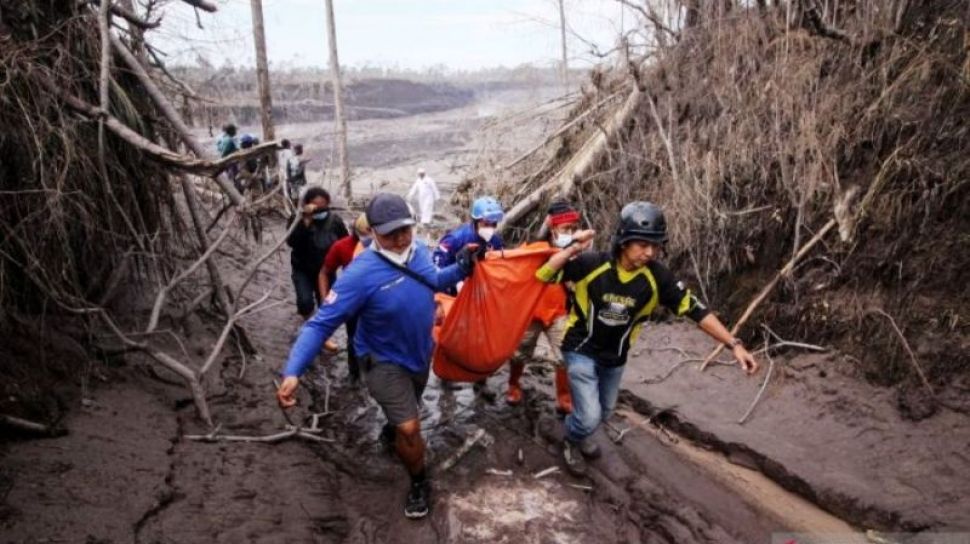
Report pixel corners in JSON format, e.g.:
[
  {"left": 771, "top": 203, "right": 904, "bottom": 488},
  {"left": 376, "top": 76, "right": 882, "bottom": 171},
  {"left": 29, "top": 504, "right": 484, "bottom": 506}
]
[{"left": 650, "top": 262, "right": 710, "bottom": 322}]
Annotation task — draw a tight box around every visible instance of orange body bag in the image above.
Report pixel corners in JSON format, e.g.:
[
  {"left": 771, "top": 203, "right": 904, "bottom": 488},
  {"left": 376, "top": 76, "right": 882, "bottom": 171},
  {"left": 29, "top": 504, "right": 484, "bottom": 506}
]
[{"left": 432, "top": 245, "right": 557, "bottom": 382}]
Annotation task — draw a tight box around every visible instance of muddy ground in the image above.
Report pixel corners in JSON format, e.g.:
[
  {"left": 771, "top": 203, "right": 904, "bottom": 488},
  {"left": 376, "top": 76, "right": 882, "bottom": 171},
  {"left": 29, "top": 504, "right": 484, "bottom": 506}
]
[
  {"left": 0, "top": 219, "right": 837, "bottom": 544},
  {"left": 3, "top": 89, "right": 968, "bottom": 543},
  {"left": 622, "top": 323, "right": 970, "bottom": 532}
]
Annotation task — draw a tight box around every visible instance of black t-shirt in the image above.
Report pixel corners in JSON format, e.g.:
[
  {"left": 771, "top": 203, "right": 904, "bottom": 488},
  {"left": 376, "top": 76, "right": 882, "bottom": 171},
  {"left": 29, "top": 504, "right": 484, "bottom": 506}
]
[
  {"left": 553, "top": 252, "right": 710, "bottom": 367},
  {"left": 287, "top": 213, "right": 349, "bottom": 275}
]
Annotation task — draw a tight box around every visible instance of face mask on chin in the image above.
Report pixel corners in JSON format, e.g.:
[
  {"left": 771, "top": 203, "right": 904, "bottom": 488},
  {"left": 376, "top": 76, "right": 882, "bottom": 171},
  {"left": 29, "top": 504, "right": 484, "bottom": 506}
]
[
  {"left": 312, "top": 211, "right": 329, "bottom": 221},
  {"left": 477, "top": 226, "right": 496, "bottom": 243},
  {"left": 374, "top": 238, "right": 414, "bottom": 266}
]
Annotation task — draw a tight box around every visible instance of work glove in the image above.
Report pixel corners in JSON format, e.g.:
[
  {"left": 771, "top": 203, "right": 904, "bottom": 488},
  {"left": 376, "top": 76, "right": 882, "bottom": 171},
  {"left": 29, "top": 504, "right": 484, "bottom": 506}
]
[{"left": 455, "top": 243, "right": 482, "bottom": 276}]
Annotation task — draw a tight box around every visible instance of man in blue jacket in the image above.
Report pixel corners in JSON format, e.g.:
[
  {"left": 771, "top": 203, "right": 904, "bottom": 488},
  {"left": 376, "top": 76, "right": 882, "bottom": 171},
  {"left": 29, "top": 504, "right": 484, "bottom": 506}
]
[
  {"left": 276, "top": 193, "right": 474, "bottom": 520},
  {"left": 432, "top": 196, "right": 505, "bottom": 271}
]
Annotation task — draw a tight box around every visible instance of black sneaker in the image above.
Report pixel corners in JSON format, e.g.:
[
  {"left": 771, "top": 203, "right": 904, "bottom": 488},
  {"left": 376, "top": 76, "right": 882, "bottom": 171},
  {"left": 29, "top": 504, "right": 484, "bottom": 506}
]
[
  {"left": 404, "top": 479, "right": 431, "bottom": 519},
  {"left": 579, "top": 438, "right": 601, "bottom": 459},
  {"left": 562, "top": 440, "right": 588, "bottom": 477}
]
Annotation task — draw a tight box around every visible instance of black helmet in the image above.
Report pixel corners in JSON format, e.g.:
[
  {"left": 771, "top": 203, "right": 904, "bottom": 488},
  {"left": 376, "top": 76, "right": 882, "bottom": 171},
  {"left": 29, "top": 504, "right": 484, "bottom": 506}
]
[{"left": 613, "top": 201, "right": 667, "bottom": 250}]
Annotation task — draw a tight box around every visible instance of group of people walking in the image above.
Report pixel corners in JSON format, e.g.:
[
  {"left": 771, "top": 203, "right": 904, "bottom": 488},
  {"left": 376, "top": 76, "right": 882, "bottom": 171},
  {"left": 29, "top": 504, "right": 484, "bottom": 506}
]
[
  {"left": 216, "top": 123, "right": 311, "bottom": 202},
  {"left": 273, "top": 178, "right": 760, "bottom": 520}
]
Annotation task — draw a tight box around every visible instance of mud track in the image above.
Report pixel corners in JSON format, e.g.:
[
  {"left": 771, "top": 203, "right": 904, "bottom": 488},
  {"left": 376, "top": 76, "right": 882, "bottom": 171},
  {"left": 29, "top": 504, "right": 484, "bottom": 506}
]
[
  {"left": 2, "top": 217, "right": 859, "bottom": 543},
  {"left": 130, "top": 223, "right": 762, "bottom": 543}
]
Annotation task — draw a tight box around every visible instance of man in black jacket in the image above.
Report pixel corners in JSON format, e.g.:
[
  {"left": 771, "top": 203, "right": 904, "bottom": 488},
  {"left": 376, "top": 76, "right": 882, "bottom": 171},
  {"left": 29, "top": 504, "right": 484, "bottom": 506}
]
[{"left": 287, "top": 187, "right": 348, "bottom": 321}]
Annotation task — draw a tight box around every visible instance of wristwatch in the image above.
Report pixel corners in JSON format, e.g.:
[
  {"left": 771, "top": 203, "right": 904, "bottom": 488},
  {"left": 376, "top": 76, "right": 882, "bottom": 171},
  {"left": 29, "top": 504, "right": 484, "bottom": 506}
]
[{"left": 726, "top": 338, "right": 744, "bottom": 349}]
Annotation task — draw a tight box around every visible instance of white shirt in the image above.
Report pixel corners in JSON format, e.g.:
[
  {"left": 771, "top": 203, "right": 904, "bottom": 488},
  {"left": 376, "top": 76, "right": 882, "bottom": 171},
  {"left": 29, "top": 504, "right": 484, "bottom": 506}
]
[{"left": 407, "top": 175, "right": 440, "bottom": 224}]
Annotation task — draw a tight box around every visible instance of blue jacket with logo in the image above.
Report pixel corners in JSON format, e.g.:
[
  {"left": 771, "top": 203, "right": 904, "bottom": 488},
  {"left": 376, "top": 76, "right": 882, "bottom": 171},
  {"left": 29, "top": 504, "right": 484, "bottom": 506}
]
[
  {"left": 432, "top": 223, "right": 505, "bottom": 268},
  {"left": 283, "top": 243, "right": 466, "bottom": 377}
]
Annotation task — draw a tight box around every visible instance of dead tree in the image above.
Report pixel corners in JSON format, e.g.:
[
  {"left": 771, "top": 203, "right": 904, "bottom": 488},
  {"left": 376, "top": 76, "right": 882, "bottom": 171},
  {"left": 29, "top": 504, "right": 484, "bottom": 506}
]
[
  {"left": 558, "top": 0, "right": 569, "bottom": 93},
  {"left": 684, "top": 0, "right": 701, "bottom": 28},
  {"left": 249, "top": 0, "right": 277, "bottom": 172},
  {"left": 324, "top": 0, "right": 351, "bottom": 201}
]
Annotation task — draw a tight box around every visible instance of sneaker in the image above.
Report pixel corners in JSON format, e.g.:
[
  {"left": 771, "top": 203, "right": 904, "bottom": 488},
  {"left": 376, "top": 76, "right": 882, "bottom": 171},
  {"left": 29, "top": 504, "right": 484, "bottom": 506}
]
[
  {"left": 562, "top": 440, "right": 588, "bottom": 477},
  {"left": 404, "top": 479, "right": 431, "bottom": 519},
  {"left": 579, "top": 438, "right": 601, "bottom": 459}
]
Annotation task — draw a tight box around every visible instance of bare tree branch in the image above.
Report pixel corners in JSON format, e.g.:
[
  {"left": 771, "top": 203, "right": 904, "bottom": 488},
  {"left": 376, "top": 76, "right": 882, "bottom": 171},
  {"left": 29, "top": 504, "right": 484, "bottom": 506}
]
[
  {"left": 700, "top": 219, "right": 837, "bottom": 371},
  {"left": 85, "top": 0, "right": 160, "bottom": 29},
  {"left": 145, "top": 212, "right": 239, "bottom": 333},
  {"left": 180, "top": 0, "right": 217, "bottom": 13},
  {"left": 49, "top": 81, "right": 279, "bottom": 178},
  {"left": 110, "top": 34, "right": 246, "bottom": 203}
]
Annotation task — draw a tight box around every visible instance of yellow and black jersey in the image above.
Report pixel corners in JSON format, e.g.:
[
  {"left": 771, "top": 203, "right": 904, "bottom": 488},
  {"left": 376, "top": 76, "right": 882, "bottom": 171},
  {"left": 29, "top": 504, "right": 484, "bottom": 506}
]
[{"left": 536, "top": 251, "right": 710, "bottom": 367}]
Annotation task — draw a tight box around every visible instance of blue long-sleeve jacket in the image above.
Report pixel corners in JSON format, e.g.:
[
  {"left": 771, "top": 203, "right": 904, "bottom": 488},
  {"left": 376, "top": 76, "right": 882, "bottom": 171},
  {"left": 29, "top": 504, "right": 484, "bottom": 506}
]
[
  {"left": 432, "top": 223, "right": 504, "bottom": 268},
  {"left": 283, "top": 243, "right": 466, "bottom": 377}
]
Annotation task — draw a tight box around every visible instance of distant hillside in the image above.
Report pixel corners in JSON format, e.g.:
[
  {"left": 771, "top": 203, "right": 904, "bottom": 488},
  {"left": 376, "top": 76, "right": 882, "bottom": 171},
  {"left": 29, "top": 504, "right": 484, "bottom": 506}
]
[{"left": 182, "top": 75, "right": 474, "bottom": 127}]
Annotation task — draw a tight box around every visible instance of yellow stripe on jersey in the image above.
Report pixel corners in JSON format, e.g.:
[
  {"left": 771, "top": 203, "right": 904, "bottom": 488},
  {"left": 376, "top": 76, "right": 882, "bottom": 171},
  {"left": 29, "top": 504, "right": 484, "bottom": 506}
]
[{"left": 564, "top": 261, "right": 612, "bottom": 337}]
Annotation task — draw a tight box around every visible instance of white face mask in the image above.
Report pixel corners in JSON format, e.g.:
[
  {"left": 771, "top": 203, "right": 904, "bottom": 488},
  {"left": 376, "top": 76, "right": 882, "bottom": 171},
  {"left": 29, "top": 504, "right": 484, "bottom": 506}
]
[
  {"left": 554, "top": 233, "right": 574, "bottom": 248},
  {"left": 477, "top": 227, "right": 496, "bottom": 242},
  {"left": 374, "top": 238, "right": 414, "bottom": 266}
]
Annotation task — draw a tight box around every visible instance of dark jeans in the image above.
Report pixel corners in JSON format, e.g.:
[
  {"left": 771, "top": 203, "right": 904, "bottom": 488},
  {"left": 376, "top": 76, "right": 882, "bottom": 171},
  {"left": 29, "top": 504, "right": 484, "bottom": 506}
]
[{"left": 292, "top": 268, "right": 320, "bottom": 317}]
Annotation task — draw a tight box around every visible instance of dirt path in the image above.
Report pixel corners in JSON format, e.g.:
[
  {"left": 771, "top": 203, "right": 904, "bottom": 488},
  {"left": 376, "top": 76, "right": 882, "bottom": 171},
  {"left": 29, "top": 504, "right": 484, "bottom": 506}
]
[
  {"left": 1, "top": 215, "right": 875, "bottom": 543},
  {"left": 126, "top": 222, "right": 751, "bottom": 543}
]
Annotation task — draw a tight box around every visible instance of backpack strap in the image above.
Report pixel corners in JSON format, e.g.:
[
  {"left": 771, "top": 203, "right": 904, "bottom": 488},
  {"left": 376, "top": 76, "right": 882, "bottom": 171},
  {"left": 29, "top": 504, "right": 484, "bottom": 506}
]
[{"left": 372, "top": 250, "right": 437, "bottom": 292}]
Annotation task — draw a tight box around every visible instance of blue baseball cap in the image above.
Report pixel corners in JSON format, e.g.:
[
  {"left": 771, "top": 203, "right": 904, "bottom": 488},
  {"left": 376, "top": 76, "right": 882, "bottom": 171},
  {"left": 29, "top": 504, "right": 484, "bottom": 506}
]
[{"left": 366, "top": 193, "right": 416, "bottom": 235}]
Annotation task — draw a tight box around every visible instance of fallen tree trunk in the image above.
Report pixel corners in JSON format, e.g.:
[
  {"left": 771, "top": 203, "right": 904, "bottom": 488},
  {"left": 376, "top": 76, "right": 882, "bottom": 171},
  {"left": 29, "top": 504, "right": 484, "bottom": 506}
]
[
  {"left": 502, "top": 91, "right": 622, "bottom": 171},
  {"left": 53, "top": 83, "right": 278, "bottom": 179},
  {"left": 500, "top": 83, "right": 642, "bottom": 232}
]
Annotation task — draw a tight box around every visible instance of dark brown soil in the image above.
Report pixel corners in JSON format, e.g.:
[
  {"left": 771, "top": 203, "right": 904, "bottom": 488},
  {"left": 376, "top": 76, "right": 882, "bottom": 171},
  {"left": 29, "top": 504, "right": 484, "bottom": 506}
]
[
  {"left": 621, "top": 321, "right": 970, "bottom": 532},
  {"left": 0, "top": 221, "right": 814, "bottom": 544}
]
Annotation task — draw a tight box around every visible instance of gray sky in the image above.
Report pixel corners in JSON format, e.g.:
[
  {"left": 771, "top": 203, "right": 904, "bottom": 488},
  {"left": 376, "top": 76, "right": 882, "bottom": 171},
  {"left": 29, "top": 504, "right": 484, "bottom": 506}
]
[{"left": 152, "top": 0, "right": 636, "bottom": 71}]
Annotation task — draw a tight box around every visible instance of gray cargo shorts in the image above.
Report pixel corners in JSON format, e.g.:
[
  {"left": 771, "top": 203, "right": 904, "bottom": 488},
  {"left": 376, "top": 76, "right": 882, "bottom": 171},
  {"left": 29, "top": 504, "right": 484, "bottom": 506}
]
[{"left": 361, "top": 357, "right": 429, "bottom": 426}]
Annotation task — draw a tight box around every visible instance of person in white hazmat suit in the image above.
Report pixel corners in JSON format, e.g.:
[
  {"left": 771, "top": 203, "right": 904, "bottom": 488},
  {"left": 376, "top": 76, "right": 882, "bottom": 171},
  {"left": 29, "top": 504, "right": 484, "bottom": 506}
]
[{"left": 406, "top": 168, "right": 440, "bottom": 226}]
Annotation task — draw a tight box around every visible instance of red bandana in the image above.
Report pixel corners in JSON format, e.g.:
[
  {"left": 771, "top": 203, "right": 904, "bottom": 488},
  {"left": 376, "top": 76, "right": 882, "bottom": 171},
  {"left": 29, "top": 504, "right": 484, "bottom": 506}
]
[{"left": 549, "top": 210, "right": 580, "bottom": 226}]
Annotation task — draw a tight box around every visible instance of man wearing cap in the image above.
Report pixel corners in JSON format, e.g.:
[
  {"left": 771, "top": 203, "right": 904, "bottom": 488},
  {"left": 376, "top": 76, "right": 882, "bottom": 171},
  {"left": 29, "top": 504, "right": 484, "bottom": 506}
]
[{"left": 276, "top": 193, "right": 477, "bottom": 519}]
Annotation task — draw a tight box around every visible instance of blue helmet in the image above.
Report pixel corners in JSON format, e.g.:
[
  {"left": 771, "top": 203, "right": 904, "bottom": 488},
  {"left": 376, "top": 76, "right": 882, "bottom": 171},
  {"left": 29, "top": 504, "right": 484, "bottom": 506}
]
[
  {"left": 470, "top": 196, "right": 504, "bottom": 223},
  {"left": 239, "top": 133, "right": 258, "bottom": 148}
]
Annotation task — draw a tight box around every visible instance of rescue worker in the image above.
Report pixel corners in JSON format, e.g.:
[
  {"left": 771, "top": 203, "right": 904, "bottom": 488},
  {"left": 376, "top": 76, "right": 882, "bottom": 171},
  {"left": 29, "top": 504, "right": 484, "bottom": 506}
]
[
  {"left": 216, "top": 123, "right": 238, "bottom": 157},
  {"left": 286, "top": 143, "right": 310, "bottom": 205},
  {"left": 433, "top": 196, "right": 506, "bottom": 397},
  {"left": 216, "top": 123, "right": 239, "bottom": 181},
  {"left": 316, "top": 213, "right": 372, "bottom": 381},
  {"left": 406, "top": 168, "right": 440, "bottom": 227},
  {"left": 433, "top": 196, "right": 505, "bottom": 285},
  {"left": 235, "top": 133, "right": 262, "bottom": 193},
  {"left": 286, "top": 187, "right": 348, "bottom": 328},
  {"left": 277, "top": 193, "right": 477, "bottom": 519},
  {"left": 506, "top": 201, "right": 579, "bottom": 413},
  {"left": 536, "top": 201, "right": 759, "bottom": 476}
]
